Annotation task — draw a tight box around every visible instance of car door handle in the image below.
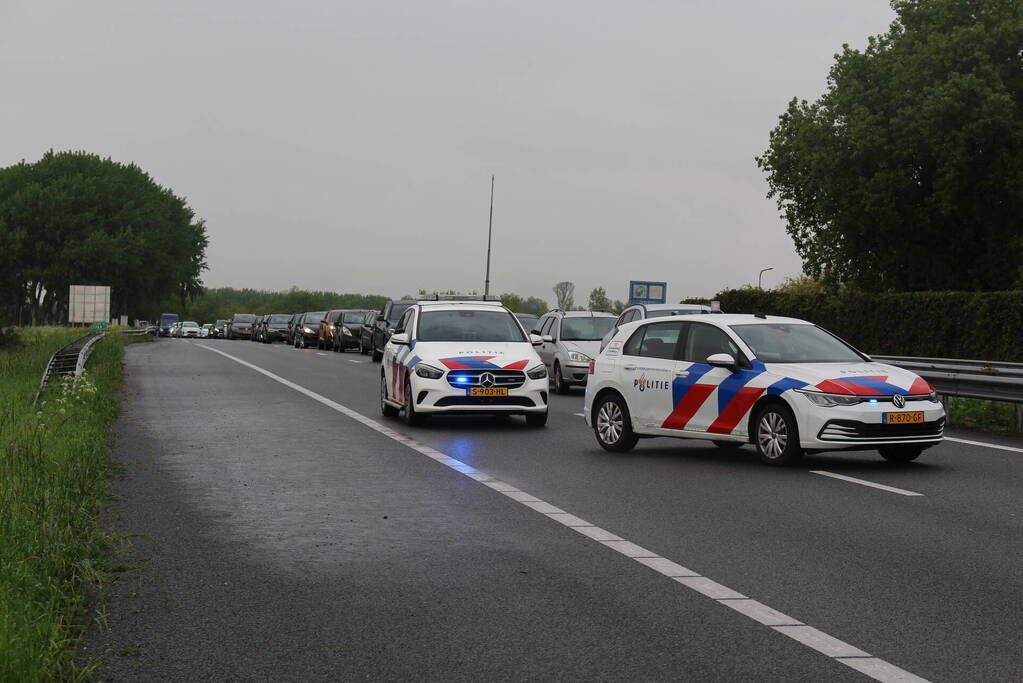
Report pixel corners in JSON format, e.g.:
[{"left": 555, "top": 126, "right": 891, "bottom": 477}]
[
  {"left": 674, "top": 370, "right": 689, "bottom": 377},
  {"left": 623, "top": 364, "right": 637, "bottom": 371}
]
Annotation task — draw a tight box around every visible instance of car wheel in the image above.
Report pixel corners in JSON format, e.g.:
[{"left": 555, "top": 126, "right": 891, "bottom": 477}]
[
  {"left": 878, "top": 446, "right": 925, "bottom": 462},
  {"left": 403, "top": 378, "right": 425, "bottom": 426},
  {"left": 553, "top": 363, "right": 567, "bottom": 395},
  {"left": 593, "top": 394, "right": 638, "bottom": 452},
  {"left": 525, "top": 411, "right": 548, "bottom": 428},
  {"left": 381, "top": 375, "right": 399, "bottom": 417},
  {"left": 753, "top": 403, "right": 803, "bottom": 466},
  {"left": 372, "top": 346, "right": 383, "bottom": 362},
  {"left": 712, "top": 440, "right": 744, "bottom": 450}
]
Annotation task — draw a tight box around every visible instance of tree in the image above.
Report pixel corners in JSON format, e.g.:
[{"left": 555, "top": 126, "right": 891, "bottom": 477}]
[
  {"left": 587, "top": 287, "right": 612, "bottom": 311},
  {"left": 552, "top": 281, "right": 575, "bottom": 310},
  {"left": 0, "top": 150, "right": 208, "bottom": 324},
  {"left": 611, "top": 299, "right": 627, "bottom": 314},
  {"left": 774, "top": 276, "right": 826, "bottom": 295},
  {"left": 757, "top": 0, "right": 1023, "bottom": 292}
]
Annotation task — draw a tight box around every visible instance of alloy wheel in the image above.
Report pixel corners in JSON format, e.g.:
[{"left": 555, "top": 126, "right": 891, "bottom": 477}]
[{"left": 596, "top": 401, "right": 624, "bottom": 445}]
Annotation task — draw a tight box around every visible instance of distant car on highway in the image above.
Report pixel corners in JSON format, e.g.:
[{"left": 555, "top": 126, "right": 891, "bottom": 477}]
[
  {"left": 262, "top": 314, "right": 292, "bottom": 343},
  {"left": 211, "top": 319, "right": 228, "bottom": 338},
  {"left": 179, "top": 321, "right": 201, "bottom": 338},
  {"left": 534, "top": 309, "right": 617, "bottom": 393},
  {"left": 226, "top": 313, "right": 256, "bottom": 340},
  {"left": 199, "top": 323, "right": 213, "bottom": 338},
  {"left": 293, "top": 311, "right": 327, "bottom": 349},
  {"left": 168, "top": 321, "right": 183, "bottom": 338},
  {"left": 286, "top": 313, "right": 302, "bottom": 345},
  {"left": 358, "top": 311, "right": 378, "bottom": 355},
  {"left": 371, "top": 299, "right": 416, "bottom": 362},
  {"left": 330, "top": 309, "right": 372, "bottom": 352},
  {"left": 380, "top": 297, "right": 548, "bottom": 426},
  {"left": 585, "top": 313, "right": 945, "bottom": 465},
  {"left": 158, "top": 312, "right": 179, "bottom": 337}
]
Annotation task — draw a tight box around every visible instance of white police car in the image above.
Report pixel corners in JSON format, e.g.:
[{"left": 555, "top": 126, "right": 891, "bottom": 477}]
[
  {"left": 380, "top": 298, "right": 549, "bottom": 426},
  {"left": 584, "top": 314, "right": 945, "bottom": 464}
]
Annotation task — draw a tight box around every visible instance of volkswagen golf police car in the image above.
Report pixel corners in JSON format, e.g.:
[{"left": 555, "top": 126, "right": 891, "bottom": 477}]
[
  {"left": 380, "top": 298, "right": 549, "bottom": 426},
  {"left": 584, "top": 314, "right": 945, "bottom": 465}
]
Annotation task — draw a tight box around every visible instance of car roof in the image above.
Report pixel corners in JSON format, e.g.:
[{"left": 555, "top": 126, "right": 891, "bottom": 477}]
[
  {"left": 547, "top": 309, "right": 615, "bottom": 317},
  {"left": 637, "top": 303, "right": 710, "bottom": 311},
  {"left": 625, "top": 313, "right": 809, "bottom": 328},
  {"left": 415, "top": 301, "right": 510, "bottom": 312}
]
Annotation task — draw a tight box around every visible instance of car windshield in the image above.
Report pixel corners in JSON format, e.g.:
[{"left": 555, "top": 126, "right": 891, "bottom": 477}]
[
  {"left": 270, "top": 314, "right": 290, "bottom": 323},
  {"left": 305, "top": 311, "right": 327, "bottom": 321},
  {"left": 342, "top": 311, "right": 365, "bottom": 323},
  {"left": 234, "top": 314, "right": 256, "bottom": 323},
  {"left": 730, "top": 323, "right": 864, "bottom": 363},
  {"left": 417, "top": 310, "right": 526, "bottom": 342},
  {"left": 183, "top": 322, "right": 198, "bottom": 327},
  {"left": 387, "top": 303, "right": 413, "bottom": 323},
  {"left": 647, "top": 309, "right": 703, "bottom": 318},
  {"left": 561, "top": 317, "right": 617, "bottom": 341}
]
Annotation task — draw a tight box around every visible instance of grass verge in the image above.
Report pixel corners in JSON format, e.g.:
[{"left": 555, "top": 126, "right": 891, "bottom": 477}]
[
  {"left": 946, "top": 396, "right": 1020, "bottom": 434},
  {"left": 0, "top": 328, "right": 149, "bottom": 682}
]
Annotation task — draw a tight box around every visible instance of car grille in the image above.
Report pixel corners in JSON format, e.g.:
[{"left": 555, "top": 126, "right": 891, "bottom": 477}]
[
  {"left": 435, "top": 396, "right": 537, "bottom": 407},
  {"left": 446, "top": 369, "right": 525, "bottom": 390},
  {"left": 818, "top": 418, "right": 945, "bottom": 442}
]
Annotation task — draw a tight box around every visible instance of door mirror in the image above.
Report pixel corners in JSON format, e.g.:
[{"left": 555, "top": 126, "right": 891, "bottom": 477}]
[
  {"left": 390, "top": 332, "right": 410, "bottom": 346},
  {"left": 542, "top": 335, "right": 554, "bottom": 343},
  {"left": 707, "top": 353, "right": 737, "bottom": 370},
  {"left": 529, "top": 333, "right": 543, "bottom": 346}
]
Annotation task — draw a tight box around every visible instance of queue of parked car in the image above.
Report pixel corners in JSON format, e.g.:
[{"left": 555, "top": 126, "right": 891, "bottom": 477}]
[{"left": 161, "top": 294, "right": 947, "bottom": 466}]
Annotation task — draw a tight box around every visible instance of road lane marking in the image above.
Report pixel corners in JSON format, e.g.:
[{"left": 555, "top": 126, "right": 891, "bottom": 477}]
[
  {"left": 574, "top": 412, "right": 585, "bottom": 417},
  {"left": 348, "top": 359, "right": 362, "bottom": 363},
  {"left": 944, "top": 436, "right": 1023, "bottom": 454},
  {"left": 196, "top": 343, "right": 929, "bottom": 683},
  {"left": 811, "top": 471, "right": 924, "bottom": 497}
]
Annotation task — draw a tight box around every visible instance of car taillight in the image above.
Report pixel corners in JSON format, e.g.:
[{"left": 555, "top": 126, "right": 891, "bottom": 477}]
[{"left": 588, "top": 359, "right": 595, "bottom": 375}]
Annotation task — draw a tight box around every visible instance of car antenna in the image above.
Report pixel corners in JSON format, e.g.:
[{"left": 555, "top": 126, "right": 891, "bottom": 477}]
[{"left": 754, "top": 312, "right": 767, "bottom": 319}]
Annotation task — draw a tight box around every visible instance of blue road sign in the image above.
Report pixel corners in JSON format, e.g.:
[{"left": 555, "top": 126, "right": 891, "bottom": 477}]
[{"left": 628, "top": 281, "right": 667, "bottom": 305}]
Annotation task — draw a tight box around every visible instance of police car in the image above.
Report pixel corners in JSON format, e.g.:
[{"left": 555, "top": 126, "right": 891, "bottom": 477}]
[
  {"left": 380, "top": 297, "right": 549, "bottom": 426},
  {"left": 584, "top": 314, "right": 945, "bottom": 464}
]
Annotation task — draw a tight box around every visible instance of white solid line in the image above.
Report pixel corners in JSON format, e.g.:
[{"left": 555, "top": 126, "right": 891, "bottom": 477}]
[
  {"left": 944, "top": 436, "right": 1023, "bottom": 454},
  {"left": 811, "top": 471, "right": 924, "bottom": 497},
  {"left": 196, "top": 343, "right": 928, "bottom": 683}
]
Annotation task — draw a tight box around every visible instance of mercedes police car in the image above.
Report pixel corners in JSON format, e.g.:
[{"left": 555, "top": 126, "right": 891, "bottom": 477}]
[
  {"left": 380, "top": 297, "right": 549, "bottom": 426},
  {"left": 585, "top": 314, "right": 945, "bottom": 465}
]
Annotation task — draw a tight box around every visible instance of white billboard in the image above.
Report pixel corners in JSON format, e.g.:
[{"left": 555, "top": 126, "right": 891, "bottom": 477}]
[{"left": 69, "top": 285, "right": 111, "bottom": 324}]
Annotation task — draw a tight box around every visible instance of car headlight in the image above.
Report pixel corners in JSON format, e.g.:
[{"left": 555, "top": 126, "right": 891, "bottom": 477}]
[
  {"left": 795, "top": 389, "right": 862, "bottom": 407},
  {"left": 526, "top": 364, "right": 547, "bottom": 380},
  {"left": 341, "top": 326, "right": 352, "bottom": 336},
  {"left": 567, "top": 351, "right": 591, "bottom": 363},
  {"left": 415, "top": 364, "right": 444, "bottom": 379},
  {"left": 303, "top": 327, "right": 314, "bottom": 333},
  {"left": 928, "top": 390, "right": 938, "bottom": 402}
]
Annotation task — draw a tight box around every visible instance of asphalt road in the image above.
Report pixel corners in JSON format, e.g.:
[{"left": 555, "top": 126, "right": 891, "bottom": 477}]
[{"left": 79, "top": 338, "right": 1023, "bottom": 681}]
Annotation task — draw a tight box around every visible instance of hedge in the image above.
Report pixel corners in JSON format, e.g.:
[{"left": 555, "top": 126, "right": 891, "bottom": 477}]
[{"left": 683, "top": 290, "right": 1023, "bottom": 362}]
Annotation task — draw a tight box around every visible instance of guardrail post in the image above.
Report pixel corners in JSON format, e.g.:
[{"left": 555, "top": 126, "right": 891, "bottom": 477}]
[{"left": 1016, "top": 404, "right": 1023, "bottom": 434}]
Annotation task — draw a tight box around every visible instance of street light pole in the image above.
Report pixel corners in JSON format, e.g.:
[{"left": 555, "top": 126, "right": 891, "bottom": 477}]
[
  {"left": 484, "top": 175, "right": 494, "bottom": 297},
  {"left": 758, "top": 267, "right": 774, "bottom": 290}
]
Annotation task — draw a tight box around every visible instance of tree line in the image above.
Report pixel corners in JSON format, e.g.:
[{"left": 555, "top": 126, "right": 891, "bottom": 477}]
[{"left": 0, "top": 150, "right": 208, "bottom": 326}]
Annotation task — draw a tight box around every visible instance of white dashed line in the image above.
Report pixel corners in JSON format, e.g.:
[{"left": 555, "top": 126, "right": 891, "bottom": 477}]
[
  {"left": 811, "top": 471, "right": 924, "bottom": 497},
  {"left": 944, "top": 436, "right": 1023, "bottom": 454},
  {"left": 348, "top": 359, "right": 363, "bottom": 363},
  {"left": 197, "top": 344, "right": 929, "bottom": 683},
  {"left": 315, "top": 352, "right": 328, "bottom": 356},
  {"left": 574, "top": 412, "right": 585, "bottom": 417}
]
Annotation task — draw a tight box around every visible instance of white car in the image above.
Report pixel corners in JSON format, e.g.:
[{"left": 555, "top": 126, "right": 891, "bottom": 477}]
[
  {"left": 585, "top": 314, "right": 945, "bottom": 465},
  {"left": 179, "top": 321, "right": 201, "bottom": 338},
  {"left": 380, "top": 299, "right": 549, "bottom": 426},
  {"left": 199, "top": 323, "right": 213, "bottom": 338}
]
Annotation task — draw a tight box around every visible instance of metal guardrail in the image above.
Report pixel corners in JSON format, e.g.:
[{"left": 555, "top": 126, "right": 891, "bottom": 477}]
[
  {"left": 33, "top": 332, "right": 106, "bottom": 405},
  {"left": 872, "top": 355, "right": 1023, "bottom": 404}
]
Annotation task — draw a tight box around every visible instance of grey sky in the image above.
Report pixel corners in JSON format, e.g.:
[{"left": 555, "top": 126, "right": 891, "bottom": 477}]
[{"left": 2, "top": 0, "right": 894, "bottom": 303}]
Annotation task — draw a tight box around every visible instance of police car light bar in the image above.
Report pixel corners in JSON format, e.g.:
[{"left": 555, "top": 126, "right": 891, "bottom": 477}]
[{"left": 416, "top": 294, "right": 503, "bottom": 302}]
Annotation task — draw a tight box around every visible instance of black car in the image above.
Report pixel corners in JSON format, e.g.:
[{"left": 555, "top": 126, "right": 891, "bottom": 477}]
[
  {"left": 293, "top": 311, "right": 327, "bottom": 348},
  {"left": 330, "top": 309, "right": 372, "bottom": 352},
  {"left": 226, "top": 313, "right": 256, "bottom": 339},
  {"left": 211, "top": 319, "right": 228, "bottom": 339},
  {"left": 286, "top": 312, "right": 303, "bottom": 345},
  {"left": 371, "top": 299, "right": 416, "bottom": 361},
  {"left": 359, "top": 311, "right": 378, "bottom": 355},
  {"left": 262, "top": 313, "right": 292, "bottom": 343}
]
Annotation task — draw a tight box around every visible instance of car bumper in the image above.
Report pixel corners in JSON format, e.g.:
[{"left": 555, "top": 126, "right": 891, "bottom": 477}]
[
  {"left": 562, "top": 361, "right": 591, "bottom": 385},
  {"left": 407, "top": 375, "right": 549, "bottom": 414},
  {"left": 797, "top": 398, "right": 946, "bottom": 449}
]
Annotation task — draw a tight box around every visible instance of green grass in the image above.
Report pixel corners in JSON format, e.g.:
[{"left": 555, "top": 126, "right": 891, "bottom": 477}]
[
  {"left": 0, "top": 328, "right": 148, "bottom": 682},
  {"left": 946, "top": 396, "right": 1020, "bottom": 434}
]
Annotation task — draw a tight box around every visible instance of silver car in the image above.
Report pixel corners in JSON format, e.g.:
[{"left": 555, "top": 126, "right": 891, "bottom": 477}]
[
  {"left": 599, "top": 303, "right": 713, "bottom": 350},
  {"left": 533, "top": 310, "right": 617, "bottom": 393}
]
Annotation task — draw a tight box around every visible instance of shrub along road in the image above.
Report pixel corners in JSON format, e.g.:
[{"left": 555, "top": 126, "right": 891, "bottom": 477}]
[{"left": 81, "top": 339, "right": 1023, "bottom": 680}]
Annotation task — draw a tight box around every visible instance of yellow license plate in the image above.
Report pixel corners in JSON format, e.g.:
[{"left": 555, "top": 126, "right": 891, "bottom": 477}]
[
  {"left": 883, "top": 411, "right": 924, "bottom": 424},
  {"left": 470, "top": 387, "right": 508, "bottom": 397}
]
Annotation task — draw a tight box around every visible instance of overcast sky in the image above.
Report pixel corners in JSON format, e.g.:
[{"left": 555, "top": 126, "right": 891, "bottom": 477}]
[{"left": 2, "top": 0, "right": 895, "bottom": 304}]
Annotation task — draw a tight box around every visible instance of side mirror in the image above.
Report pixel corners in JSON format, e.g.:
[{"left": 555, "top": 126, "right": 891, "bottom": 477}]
[
  {"left": 542, "top": 335, "right": 554, "bottom": 343},
  {"left": 391, "top": 332, "right": 410, "bottom": 345},
  {"left": 529, "top": 333, "right": 543, "bottom": 346},
  {"left": 707, "top": 353, "right": 737, "bottom": 371}
]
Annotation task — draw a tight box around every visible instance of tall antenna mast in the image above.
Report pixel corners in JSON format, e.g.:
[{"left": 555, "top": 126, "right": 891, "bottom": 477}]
[{"left": 484, "top": 174, "right": 494, "bottom": 297}]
